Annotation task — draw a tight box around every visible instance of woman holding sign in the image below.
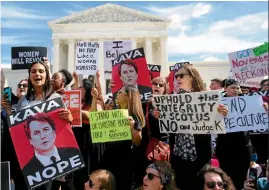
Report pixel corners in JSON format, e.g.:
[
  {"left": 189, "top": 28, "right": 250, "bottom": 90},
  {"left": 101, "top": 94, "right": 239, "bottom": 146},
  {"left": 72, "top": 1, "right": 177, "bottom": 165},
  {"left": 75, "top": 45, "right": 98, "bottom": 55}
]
[
  {"left": 155, "top": 63, "right": 228, "bottom": 190},
  {"left": 2, "top": 61, "right": 74, "bottom": 190},
  {"left": 98, "top": 85, "right": 145, "bottom": 190}
]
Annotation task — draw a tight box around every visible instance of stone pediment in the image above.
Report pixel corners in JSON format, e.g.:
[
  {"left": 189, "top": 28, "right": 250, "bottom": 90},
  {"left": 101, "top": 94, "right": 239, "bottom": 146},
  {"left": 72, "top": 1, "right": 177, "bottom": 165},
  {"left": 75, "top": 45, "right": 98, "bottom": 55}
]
[{"left": 48, "top": 3, "right": 169, "bottom": 25}]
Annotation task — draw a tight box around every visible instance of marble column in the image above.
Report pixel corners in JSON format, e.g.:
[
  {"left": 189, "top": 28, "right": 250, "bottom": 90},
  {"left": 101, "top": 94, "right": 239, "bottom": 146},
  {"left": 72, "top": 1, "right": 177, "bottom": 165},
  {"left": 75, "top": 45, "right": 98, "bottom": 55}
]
[
  {"left": 160, "top": 37, "right": 168, "bottom": 77},
  {"left": 131, "top": 38, "right": 137, "bottom": 49},
  {"left": 145, "top": 38, "right": 153, "bottom": 65},
  {"left": 68, "top": 38, "right": 75, "bottom": 72},
  {"left": 98, "top": 38, "right": 106, "bottom": 95},
  {"left": 52, "top": 38, "right": 60, "bottom": 73}
]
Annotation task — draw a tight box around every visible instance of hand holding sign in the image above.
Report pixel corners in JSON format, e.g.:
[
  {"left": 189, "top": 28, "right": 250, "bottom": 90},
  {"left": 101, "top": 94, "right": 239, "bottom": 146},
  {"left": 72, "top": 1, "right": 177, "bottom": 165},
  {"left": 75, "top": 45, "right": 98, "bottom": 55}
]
[
  {"left": 58, "top": 109, "right": 73, "bottom": 123},
  {"left": 153, "top": 109, "right": 161, "bottom": 119},
  {"left": 263, "top": 102, "right": 268, "bottom": 112},
  {"left": 217, "top": 104, "right": 228, "bottom": 116},
  {"left": 1, "top": 93, "right": 12, "bottom": 115}
]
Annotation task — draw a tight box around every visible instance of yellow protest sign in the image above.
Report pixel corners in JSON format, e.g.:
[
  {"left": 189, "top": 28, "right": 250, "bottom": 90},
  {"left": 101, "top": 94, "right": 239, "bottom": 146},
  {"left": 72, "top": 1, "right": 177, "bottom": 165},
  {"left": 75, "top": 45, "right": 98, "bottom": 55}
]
[{"left": 89, "top": 109, "right": 131, "bottom": 143}]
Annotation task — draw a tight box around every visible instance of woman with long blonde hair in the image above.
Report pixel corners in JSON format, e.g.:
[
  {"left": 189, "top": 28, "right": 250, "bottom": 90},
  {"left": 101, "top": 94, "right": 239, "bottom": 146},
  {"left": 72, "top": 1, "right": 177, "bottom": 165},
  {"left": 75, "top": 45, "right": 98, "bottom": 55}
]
[{"left": 98, "top": 85, "right": 145, "bottom": 190}]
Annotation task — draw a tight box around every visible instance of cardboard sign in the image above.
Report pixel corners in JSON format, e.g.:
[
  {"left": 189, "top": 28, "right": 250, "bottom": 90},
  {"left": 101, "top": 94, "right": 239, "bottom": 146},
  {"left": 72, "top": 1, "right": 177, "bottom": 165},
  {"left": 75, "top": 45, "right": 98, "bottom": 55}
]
[
  {"left": 61, "top": 90, "right": 82, "bottom": 127},
  {"left": 228, "top": 44, "right": 269, "bottom": 81},
  {"left": 148, "top": 64, "right": 161, "bottom": 80},
  {"left": 153, "top": 90, "right": 226, "bottom": 134},
  {"left": 103, "top": 40, "right": 132, "bottom": 76},
  {"left": 11, "top": 47, "right": 47, "bottom": 70},
  {"left": 75, "top": 41, "right": 99, "bottom": 75},
  {"left": 168, "top": 62, "right": 190, "bottom": 94},
  {"left": 1, "top": 161, "right": 11, "bottom": 190},
  {"left": 89, "top": 109, "right": 131, "bottom": 143},
  {"left": 222, "top": 96, "right": 269, "bottom": 133},
  {"left": 7, "top": 97, "right": 85, "bottom": 189},
  {"left": 111, "top": 48, "right": 152, "bottom": 102}
]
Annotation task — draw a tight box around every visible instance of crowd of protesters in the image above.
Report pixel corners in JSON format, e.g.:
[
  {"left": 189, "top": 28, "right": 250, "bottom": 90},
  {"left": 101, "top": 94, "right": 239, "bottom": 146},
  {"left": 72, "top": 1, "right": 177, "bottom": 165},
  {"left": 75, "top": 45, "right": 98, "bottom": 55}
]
[{"left": 1, "top": 58, "right": 268, "bottom": 190}]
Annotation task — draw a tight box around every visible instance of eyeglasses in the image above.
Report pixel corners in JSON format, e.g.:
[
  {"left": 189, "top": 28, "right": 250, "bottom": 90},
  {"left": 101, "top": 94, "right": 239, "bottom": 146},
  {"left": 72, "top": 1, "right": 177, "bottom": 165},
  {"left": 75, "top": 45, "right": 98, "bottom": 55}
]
[
  {"left": 152, "top": 82, "right": 165, "bottom": 87},
  {"left": 145, "top": 172, "right": 161, "bottom": 180},
  {"left": 175, "top": 73, "right": 189, "bottom": 79},
  {"left": 17, "top": 84, "right": 28, "bottom": 88},
  {"left": 205, "top": 181, "right": 226, "bottom": 189}
]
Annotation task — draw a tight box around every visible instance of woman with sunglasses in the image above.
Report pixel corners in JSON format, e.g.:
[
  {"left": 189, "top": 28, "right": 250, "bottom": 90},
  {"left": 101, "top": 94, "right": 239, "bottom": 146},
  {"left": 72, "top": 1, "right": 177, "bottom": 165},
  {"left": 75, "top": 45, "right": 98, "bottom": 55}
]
[
  {"left": 165, "top": 64, "right": 228, "bottom": 190},
  {"left": 98, "top": 85, "right": 145, "bottom": 190},
  {"left": 137, "top": 161, "right": 177, "bottom": 190},
  {"left": 197, "top": 165, "right": 235, "bottom": 190},
  {"left": 84, "top": 169, "right": 116, "bottom": 190}
]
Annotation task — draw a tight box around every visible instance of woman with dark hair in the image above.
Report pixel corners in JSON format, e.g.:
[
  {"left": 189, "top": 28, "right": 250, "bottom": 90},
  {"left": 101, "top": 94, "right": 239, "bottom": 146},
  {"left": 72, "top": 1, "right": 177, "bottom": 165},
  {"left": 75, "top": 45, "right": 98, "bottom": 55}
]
[
  {"left": 51, "top": 69, "right": 73, "bottom": 93},
  {"left": 1, "top": 61, "right": 73, "bottom": 190},
  {"left": 98, "top": 85, "right": 145, "bottom": 190},
  {"left": 154, "top": 64, "right": 228, "bottom": 190},
  {"left": 197, "top": 165, "right": 235, "bottom": 190},
  {"left": 260, "top": 79, "right": 269, "bottom": 91},
  {"left": 72, "top": 78, "right": 103, "bottom": 190}
]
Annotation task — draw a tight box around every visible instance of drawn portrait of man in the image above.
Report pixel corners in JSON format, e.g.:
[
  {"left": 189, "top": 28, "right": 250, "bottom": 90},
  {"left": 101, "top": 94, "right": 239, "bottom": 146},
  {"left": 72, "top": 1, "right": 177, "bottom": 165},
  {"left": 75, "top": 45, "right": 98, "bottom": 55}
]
[
  {"left": 117, "top": 59, "right": 152, "bottom": 101},
  {"left": 22, "top": 113, "right": 81, "bottom": 177}
]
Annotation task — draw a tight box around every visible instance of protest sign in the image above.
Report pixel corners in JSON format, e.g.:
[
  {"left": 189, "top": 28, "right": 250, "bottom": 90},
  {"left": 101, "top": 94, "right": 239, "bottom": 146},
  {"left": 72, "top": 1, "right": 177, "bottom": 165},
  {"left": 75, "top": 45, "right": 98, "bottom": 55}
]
[
  {"left": 75, "top": 41, "right": 99, "bottom": 75},
  {"left": 89, "top": 109, "right": 131, "bottom": 143},
  {"left": 7, "top": 97, "right": 85, "bottom": 189},
  {"left": 1, "top": 161, "right": 11, "bottom": 190},
  {"left": 103, "top": 40, "right": 132, "bottom": 76},
  {"left": 168, "top": 62, "right": 190, "bottom": 94},
  {"left": 148, "top": 64, "right": 161, "bottom": 79},
  {"left": 222, "top": 96, "right": 268, "bottom": 133},
  {"left": 227, "top": 68, "right": 265, "bottom": 88},
  {"left": 11, "top": 47, "right": 47, "bottom": 70},
  {"left": 153, "top": 90, "right": 225, "bottom": 134},
  {"left": 61, "top": 90, "right": 82, "bottom": 126},
  {"left": 228, "top": 44, "right": 269, "bottom": 81},
  {"left": 253, "top": 42, "right": 268, "bottom": 57},
  {"left": 111, "top": 48, "right": 152, "bottom": 102}
]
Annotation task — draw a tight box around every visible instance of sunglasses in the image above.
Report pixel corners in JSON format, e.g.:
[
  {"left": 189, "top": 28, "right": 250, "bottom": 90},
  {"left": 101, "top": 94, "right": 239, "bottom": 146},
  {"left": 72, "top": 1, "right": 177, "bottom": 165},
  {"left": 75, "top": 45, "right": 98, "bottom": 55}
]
[
  {"left": 175, "top": 73, "right": 189, "bottom": 79},
  {"left": 205, "top": 181, "right": 226, "bottom": 189},
  {"left": 17, "top": 84, "right": 28, "bottom": 88},
  {"left": 152, "top": 82, "right": 165, "bottom": 87},
  {"left": 145, "top": 172, "right": 160, "bottom": 180}
]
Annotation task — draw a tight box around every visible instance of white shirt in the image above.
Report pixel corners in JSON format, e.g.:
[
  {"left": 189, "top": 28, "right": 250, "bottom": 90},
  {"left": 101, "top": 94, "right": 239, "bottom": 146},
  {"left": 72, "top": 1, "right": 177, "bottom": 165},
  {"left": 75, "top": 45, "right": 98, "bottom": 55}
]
[{"left": 35, "top": 146, "right": 61, "bottom": 167}]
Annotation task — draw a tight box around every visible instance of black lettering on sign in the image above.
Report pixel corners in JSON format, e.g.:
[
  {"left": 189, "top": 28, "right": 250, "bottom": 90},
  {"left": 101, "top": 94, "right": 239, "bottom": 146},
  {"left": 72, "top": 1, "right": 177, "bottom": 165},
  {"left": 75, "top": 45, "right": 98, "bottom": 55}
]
[
  {"left": 148, "top": 64, "right": 161, "bottom": 72},
  {"left": 8, "top": 97, "right": 64, "bottom": 127},
  {"left": 112, "top": 48, "right": 145, "bottom": 66},
  {"left": 75, "top": 65, "right": 96, "bottom": 70},
  {"left": 76, "top": 42, "right": 99, "bottom": 48},
  {"left": 174, "top": 62, "right": 190, "bottom": 71},
  {"left": 112, "top": 41, "right": 123, "bottom": 49},
  {"left": 230, "top": 97, "right": 246, "bottom": 114}
]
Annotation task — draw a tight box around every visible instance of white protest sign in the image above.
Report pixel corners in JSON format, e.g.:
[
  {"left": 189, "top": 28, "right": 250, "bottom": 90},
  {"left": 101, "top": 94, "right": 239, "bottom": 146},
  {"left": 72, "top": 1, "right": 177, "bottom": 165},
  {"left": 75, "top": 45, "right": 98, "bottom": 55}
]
[
  {"left": 227, "top": 68, "right": 264, "bottom": 88},
  {"left": 103, "top": 40, "right": 132, "bottom": 76},
  {"left": 222, "top": 95, "right": 268, "bottom": 133},
  {"left": 228, "top": 45, "right": 269, "bottom": 81},
  {"left": 75, "top": 41, "right": 99, "bottom": 75},
  {"left": 153, "top": 90, "right": 226, "bottom": 134}
]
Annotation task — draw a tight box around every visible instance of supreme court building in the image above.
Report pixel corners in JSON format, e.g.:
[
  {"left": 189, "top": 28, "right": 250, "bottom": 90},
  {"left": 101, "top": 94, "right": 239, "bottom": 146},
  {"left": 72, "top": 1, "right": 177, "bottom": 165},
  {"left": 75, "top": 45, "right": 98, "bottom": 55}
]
[{"left": 48, "top": 3, "right": 171, "bottom": 94}]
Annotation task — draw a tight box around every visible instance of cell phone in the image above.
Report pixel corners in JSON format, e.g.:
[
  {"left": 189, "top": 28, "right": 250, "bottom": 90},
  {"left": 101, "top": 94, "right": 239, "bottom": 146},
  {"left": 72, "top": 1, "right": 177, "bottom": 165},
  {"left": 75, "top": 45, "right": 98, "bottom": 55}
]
[
  {"left": 4, "top": 87, "right": 12, "bottom": 102},
  {"left": 249, "top": 167, "right": 257, "bottom": 189}
]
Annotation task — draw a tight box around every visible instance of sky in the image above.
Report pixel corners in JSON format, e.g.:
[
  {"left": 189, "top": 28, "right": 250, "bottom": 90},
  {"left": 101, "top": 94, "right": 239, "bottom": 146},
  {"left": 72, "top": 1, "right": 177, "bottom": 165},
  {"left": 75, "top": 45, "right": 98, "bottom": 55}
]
[{"left": 1, "top": 1, "right": 268, "bottom": 68}]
